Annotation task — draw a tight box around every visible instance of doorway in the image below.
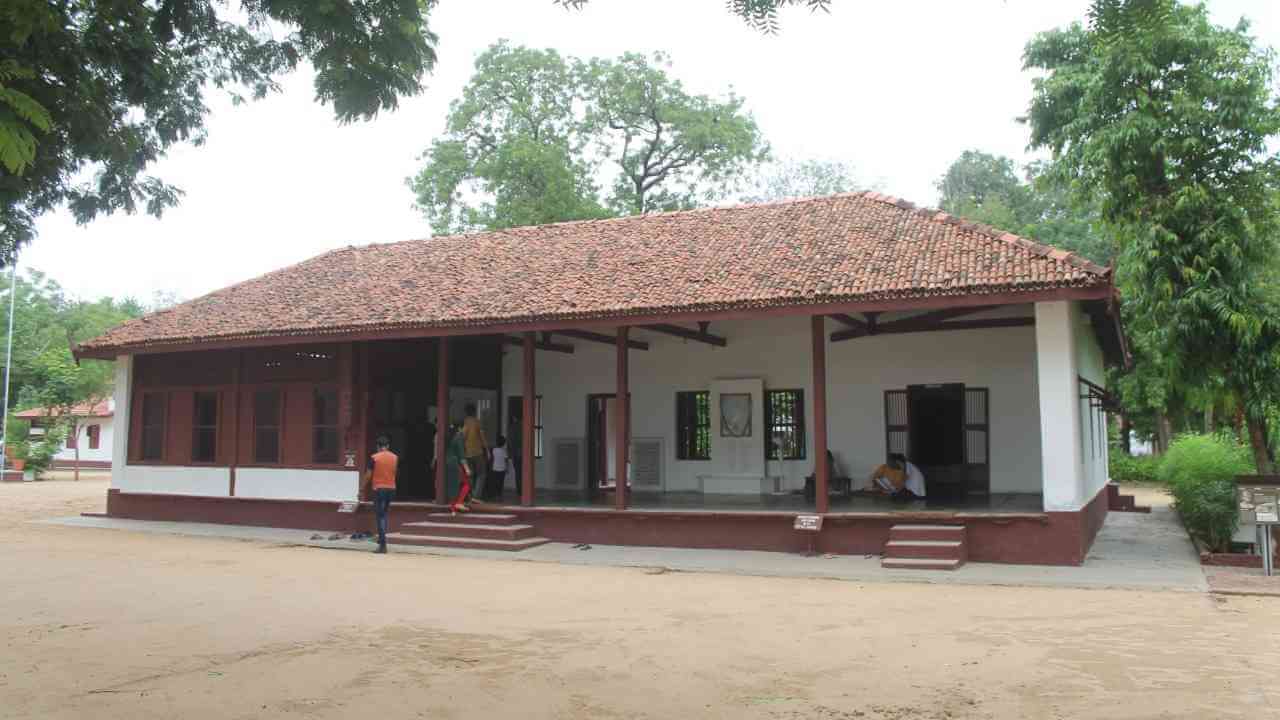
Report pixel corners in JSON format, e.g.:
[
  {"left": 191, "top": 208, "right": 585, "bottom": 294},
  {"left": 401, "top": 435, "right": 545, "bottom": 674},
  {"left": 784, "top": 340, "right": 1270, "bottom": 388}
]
[
  {"left": 907, "top": 383, "right": 965, "bottom": 499},
  {"left": 587, "top": 393, "right": 628, "bottom": 500}
]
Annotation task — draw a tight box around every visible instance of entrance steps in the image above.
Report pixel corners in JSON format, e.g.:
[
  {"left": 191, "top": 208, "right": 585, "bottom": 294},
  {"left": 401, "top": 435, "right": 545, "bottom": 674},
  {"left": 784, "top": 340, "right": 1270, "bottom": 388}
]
[
  {"left": 1107, "top": 482, "right": 1151, "bottom": 513},
  {"left": 386, "top": 512, "right": 550, "bottom": 552},
  {"left": 882, "top": 524, "right": 967, "bottom": 570}
]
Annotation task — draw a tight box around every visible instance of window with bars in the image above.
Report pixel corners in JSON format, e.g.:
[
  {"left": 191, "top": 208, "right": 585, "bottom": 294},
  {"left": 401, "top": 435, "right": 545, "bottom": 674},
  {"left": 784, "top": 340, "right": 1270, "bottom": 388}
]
[
  {"left": 253, "top": 390, "right": 282, "bottom": 464},
  {"left": 507, "top": 395, "right": 544, "bottom": 459},
  {"left": 312, "top": 387, "right": 340, "bottom": 464},
  {"left": 140, "top": 392, "right": 167, "bottom": 461},
  {"left": 765, "top": 389, "right": 806, "bottom": 460},
  {"left": 192, "top": 392, "right": 218, "bottom": 463},
  {"left": 675, "top": 391, "right": 711, "bottom": 460},
  {"left": 87, "top": 424, "right": 100, "bottom": 450}
]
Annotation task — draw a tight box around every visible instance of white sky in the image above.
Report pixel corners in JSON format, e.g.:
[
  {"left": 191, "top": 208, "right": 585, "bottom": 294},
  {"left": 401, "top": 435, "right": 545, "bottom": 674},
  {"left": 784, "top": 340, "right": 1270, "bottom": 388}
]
[{"left": 22, "top": 0, "right": 1280, "bottom": 303}]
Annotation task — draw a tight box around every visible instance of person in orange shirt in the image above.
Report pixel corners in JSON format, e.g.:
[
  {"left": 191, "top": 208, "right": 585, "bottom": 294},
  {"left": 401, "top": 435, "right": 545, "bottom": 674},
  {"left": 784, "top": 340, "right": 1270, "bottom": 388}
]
[{"left": 365, "top": 435, "right": 399, "bottom": 554}]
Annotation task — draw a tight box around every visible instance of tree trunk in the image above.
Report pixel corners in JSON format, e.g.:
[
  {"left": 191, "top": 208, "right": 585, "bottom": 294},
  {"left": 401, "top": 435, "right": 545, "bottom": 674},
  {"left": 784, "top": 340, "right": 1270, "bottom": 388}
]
[
  {"left": 73, "top": 422, "right": 80, "bottom": 482},
  {"left": 1246, "top": 412, "right": 1273, "bottom": 475},
  {"left": 1155, "top": 412, "right": 1172, "bottom": 455},
  {"left": 1204, "top": 406, "right": 1214, "bottom": 434},
  {"left": 1120, "top": 413, "right": 1132, "bottom": 456}
]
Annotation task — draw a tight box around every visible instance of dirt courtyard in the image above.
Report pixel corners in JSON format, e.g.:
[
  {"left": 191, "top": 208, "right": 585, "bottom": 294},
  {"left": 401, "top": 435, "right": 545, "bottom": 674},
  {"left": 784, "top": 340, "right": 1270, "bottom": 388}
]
[{"left": 2, "top": 480, "right": 1278, "bottom": 719}]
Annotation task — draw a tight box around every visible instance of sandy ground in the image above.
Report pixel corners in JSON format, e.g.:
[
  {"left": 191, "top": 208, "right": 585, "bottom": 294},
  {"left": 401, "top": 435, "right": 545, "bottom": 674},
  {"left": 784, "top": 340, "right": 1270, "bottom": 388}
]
[{"left": 3, "top": 480, "right": 1280, "bottom": 719}]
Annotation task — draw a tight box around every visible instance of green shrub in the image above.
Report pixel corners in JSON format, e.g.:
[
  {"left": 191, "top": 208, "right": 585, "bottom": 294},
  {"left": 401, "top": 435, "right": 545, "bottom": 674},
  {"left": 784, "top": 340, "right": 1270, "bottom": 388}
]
[
  {"left": 1109, "top": 453, "right": 1161, "bottom": 484},
  {"left": 1159, "top": 433, "right": 1254, "bottom": 552},
  {"left": 21, "top": 423, "right": 65, "bottom": 478}
]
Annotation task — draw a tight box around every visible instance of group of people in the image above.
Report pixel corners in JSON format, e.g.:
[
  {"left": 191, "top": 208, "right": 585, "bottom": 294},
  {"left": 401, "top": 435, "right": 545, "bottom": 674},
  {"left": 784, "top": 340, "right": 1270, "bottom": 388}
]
[
  {"left": 865, "top": 453, "right": 927, "bottom": 501},
  {"left": 362, "top": 403, "right": 522, "bottom": 553}
]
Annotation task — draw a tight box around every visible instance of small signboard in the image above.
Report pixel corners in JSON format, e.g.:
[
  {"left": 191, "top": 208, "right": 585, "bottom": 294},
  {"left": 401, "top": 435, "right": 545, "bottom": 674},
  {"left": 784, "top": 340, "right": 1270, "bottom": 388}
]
[
  {"left": 794, "top": 514, "right": 823, "bottom": 532},
  {"left": 337, "top": 501, "right": 357, "bottom": 514},
  {"left": 1238, "top": 484, "right": 1280, "bottom": 526}
]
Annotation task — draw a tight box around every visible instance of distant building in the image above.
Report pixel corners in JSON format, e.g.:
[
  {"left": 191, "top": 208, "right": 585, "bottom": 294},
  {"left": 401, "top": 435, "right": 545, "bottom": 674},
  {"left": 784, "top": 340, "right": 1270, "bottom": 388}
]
[{"left": 15, "top": 399, "right": 115, "bottom": 470}]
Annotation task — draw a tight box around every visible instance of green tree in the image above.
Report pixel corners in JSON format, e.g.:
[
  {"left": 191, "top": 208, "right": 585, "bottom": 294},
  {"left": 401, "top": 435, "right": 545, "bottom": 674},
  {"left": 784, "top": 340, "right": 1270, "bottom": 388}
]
[
  {"left": 743, "top": 157, "right": 867, "bottom": 203},
  {"left": 935, "top": 151, "right": 1113, "bottom": 264},
  {"left": 1025, "top": 0, "right": 1280, "bottom": 472},
  {"left": 410, "top": 43, "right": 767, "bottom": 232},
  {"left": 408, "top": 43, "right": 608, "bottom": 235},
  {"left": 26, "top": 349, "right": 110, "bottom": 480},
  {"left": 582, "top": 52, "right": 768, "bottom": 215},
  {"left": 1, "top": 0, "right": 440, "bottom": 263}
]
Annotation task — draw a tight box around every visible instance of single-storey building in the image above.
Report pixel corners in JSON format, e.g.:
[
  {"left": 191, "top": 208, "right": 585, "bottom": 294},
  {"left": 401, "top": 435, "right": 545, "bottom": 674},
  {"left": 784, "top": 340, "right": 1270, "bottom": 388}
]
[
  {"left": 15, "top": 399, "right": 115, "bottom": 470},
  {"left": 76, "top": 192, "right": 1126, "bottom": 565}
]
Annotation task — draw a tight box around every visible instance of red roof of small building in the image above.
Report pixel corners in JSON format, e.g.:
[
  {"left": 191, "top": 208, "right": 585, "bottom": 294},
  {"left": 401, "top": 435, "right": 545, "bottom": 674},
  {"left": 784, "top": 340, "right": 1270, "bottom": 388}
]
[
  {"left": 15, "top": 400, "right": 113, "bottom": 419},
  {"left": 76, "top": 192, "right": 1110, "bottom": 357}
]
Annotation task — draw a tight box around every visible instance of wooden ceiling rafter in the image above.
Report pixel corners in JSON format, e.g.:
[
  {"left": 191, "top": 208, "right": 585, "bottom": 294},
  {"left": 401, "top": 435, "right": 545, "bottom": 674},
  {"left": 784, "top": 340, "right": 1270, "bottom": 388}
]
[
  {"left": 556, "top": 329, "right": 650, "bottom": 351},
  {"left": 640, "top": 323, "right": 727, "bottom": 347}
]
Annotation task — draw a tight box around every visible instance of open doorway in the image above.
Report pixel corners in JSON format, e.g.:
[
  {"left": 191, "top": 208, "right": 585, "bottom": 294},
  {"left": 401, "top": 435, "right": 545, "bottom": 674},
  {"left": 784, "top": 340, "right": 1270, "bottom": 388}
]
[
  {"left": 907, "top": 383, "right": 965, "bottom": 500},
  {"left": 586, "top": 394, "right": 629, "bottom": 501}
]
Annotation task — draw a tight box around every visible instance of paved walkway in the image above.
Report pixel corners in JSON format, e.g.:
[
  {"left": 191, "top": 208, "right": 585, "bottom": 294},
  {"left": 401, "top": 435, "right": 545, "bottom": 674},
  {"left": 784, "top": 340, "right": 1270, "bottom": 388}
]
[{"left": 44, "top": 488, "right": 1206, "bottom": 593}]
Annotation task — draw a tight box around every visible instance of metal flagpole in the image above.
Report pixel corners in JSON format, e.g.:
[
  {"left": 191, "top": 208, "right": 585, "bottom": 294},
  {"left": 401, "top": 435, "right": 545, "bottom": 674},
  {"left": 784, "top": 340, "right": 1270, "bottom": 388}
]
[{"left": 1, "top": 257, "right": 17, "bottom": 476}]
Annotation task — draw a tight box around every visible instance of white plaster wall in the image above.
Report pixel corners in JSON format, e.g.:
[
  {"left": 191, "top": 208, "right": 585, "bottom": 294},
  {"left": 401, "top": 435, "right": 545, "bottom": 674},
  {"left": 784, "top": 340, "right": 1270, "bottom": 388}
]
[
  {"left": 118, "top": 465, "right": 230, "bottom": 496},
  {"left": 503, "top": 308, "right": 1044, "bottom": 495},
  {"left": 1036, "top": 301, "right": 1085, "bottom": 511},
  {"left": 1075, "top": 308, "right": 1110, "bottom": 503},
  {"left": 110, "top": 356, "right": 132, "bottom": 489},
  {"left": 53, "top": 417, "right": 114, "bottom": 463},
  {"left": 235, "top": 468, "right": 360, "bottom": 502}
]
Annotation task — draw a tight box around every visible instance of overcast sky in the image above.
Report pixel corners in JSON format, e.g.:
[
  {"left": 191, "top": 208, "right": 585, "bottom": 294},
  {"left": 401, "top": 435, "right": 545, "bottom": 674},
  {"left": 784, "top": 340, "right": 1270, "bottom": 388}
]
[{"left": 21, "top": 0, "right": 1280, "bottom": 303}]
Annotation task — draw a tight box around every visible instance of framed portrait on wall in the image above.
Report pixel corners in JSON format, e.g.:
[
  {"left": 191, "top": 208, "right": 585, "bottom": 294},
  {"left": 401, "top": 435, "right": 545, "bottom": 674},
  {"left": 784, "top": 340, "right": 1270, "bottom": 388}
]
[{"left": 720, "top": 393, "right": 752, "bottom": 438}]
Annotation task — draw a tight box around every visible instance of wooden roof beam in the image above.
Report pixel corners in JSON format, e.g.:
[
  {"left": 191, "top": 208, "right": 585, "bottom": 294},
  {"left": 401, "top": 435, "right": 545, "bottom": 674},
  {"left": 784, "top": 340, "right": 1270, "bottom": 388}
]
[
  {"left": 504, "top": 335, "right": 574, "bottom": 354},
  {"left": 831, "top": 306, "right": 997, "bottom": 342},
  {"left": 556, "top": 329, "right": 650, "bottom": 351},
  {"left": 641, "top": 323, "right": 727, "bottom": 347}
]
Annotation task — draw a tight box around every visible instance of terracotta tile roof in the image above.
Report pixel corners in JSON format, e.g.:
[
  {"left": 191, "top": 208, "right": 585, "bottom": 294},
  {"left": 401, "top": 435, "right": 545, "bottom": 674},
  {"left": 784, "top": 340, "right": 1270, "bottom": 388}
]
[
  {"left": 77, "top": 192, "right": 1109, "bottom": 356},
  {"left": 15, "top": 400, "right": 113, "bottom": 418}
]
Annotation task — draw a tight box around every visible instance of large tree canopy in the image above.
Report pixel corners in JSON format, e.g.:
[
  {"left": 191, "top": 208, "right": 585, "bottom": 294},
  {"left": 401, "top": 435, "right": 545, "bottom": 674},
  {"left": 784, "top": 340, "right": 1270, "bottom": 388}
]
[
  {"left": 744, "top": 157, "right": 867, "bottom": 203},
  {"left": 409, "top": 43, "right": 767, "bottom": 234},
  {"left": 1, "top": 0, "right": 440, "bottom": 264},
  {"left": 1025, "top": 0, "right": 1280, "bottom": 470},
  {"left": 935, "top": 151, "right": 1112, "bottom": 264}
]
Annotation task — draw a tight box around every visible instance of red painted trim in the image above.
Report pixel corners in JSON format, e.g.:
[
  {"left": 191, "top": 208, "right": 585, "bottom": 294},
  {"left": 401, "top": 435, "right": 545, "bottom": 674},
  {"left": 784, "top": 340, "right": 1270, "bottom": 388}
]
[
  {"left": 102, "top": 490, "right": 1104, "bottom": 565},
  {"left": 76, "top": 285, "right": 1111, "bottom": 360},
  {"left": 811, "top": 315, "right": 829, "bottom": 513}
]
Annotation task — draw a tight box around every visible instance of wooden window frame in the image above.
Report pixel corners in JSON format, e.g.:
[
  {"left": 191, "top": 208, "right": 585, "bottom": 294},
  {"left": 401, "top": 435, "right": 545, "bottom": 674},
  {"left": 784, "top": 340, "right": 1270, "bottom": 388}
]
[
  {"left": 675, "top": 390, "right": 711, "bottom": 461},
  {"left": 66, "top": 422, "right": 78, "bottom": 449},
  {"left": 765, "top": 389, "right": 806, "bottom": 460},
  {"left": 191, "top": 391, "right": 220, "bottom": 465},
  {"left": 139, "top": 391, "right": 168, "bottom": 462},
  {"left": 87, "top": 423, "right": 100, "bottom": 450},
  {"left": 311, "top": 385, "right": 341, "bottom": 465},
  {"left": 252, "top": 388, "right": 283, "bottom": 465}
]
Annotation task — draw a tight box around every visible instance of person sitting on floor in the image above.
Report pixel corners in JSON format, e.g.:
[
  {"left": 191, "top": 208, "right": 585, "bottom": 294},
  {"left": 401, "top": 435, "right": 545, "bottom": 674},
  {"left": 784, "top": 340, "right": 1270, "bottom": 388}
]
[{"left": 867, "top": 453, "right": 926, "bottom": 501}]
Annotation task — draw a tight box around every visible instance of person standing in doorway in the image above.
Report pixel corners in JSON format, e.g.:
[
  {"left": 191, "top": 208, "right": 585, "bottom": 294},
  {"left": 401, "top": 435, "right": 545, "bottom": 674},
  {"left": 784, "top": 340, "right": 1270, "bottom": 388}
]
[
  {"left": 366, "top": 435, "right": 399, "bottom": 554},
  {"left": 446, "top": 423, "right": 473, "bottom": 514},
  {"left": 490, "top": 436, "right": 510, "bottom": 501},
  {"left": 462, "top": 403, "right": 489, "bottom": 502},
  {"left": 507, "top": 414, "right": 523, "bottom": 498}
]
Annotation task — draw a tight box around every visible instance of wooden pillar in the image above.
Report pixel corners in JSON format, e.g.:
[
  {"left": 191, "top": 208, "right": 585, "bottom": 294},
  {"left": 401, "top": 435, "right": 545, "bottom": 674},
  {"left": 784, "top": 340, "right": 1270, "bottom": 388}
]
[
  {"left": 522, "top": 332, "right": 536, "bottom": 506},
  {"left": 435, "top": 337, "right": 449, "bottom": 504},
  {"left": 811, "top": 315, "right": 829, "bottom": 513},
  {"left": 229, "top": 350, "right": 242, "bottom": 497},
  {"left": 615, "top": 327, "right": 630, "bottom": 511}
]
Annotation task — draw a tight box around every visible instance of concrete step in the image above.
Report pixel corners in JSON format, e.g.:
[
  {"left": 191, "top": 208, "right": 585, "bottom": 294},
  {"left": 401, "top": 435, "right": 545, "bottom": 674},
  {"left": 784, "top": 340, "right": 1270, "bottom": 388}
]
[
  {"left": 424, "top": 512, "right": 520, "bottom": 526},
  {"left": 884, "top": 540, "right": 967, "bottom": 561},
  {"left": 385, "top": 533, "right": 549, "bottom": 552},
  {"left": 398, "top": 521, "right": 538, "bottom": 541},
  {"left": 889, "top": 524, "right": 965, "bottom": 542},
  {"left": 882, "top": 557, "right": 963, "bottom": 571}
]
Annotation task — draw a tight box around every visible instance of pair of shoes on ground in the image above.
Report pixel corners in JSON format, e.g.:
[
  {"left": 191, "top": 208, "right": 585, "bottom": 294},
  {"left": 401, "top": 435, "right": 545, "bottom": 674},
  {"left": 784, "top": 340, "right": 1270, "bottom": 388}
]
[{"left": 571, "top": 543, "right": 592, "bottom": 551}]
